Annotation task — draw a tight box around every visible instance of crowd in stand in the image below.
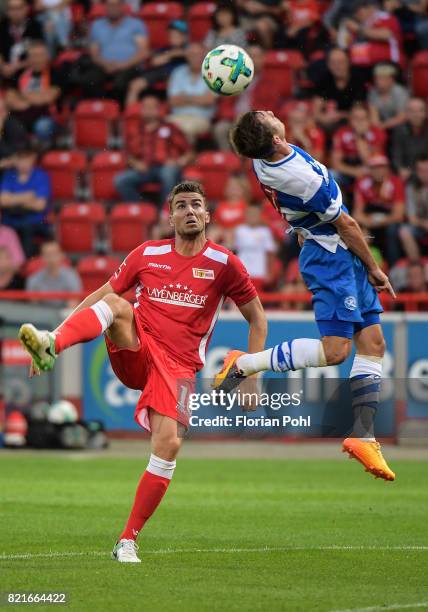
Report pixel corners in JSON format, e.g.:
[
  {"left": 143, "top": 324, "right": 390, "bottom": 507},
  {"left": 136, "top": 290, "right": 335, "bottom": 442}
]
[{"left": 0, "top": 0, "right": 428, "bottom": 309}]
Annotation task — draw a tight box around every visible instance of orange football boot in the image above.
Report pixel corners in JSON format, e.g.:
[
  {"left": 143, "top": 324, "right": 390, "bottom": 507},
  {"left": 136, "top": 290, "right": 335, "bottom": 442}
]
[
  {"left": 342, "top": 438, "right": 395, "bottom": 481},
  {"left": 212, "top": 350, "right": 246, "bottom": 392}
]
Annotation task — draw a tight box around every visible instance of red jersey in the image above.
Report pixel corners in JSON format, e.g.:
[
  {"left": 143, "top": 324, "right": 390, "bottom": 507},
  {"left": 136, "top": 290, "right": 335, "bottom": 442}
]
[
  {"left": 126, "top": 121, "right": 190, "bottom": 165},
  {"left": 355, "top": 174, "right": 405, "bottom": 212},
  {"left": 109, "top": 239, "right": 257, "bottom": 371},
  {"left": 332, "top": 125, "right": 386, "bottom": 163},
  {"left": 350, "top": 10, "right": 403, "bottom": 66}
]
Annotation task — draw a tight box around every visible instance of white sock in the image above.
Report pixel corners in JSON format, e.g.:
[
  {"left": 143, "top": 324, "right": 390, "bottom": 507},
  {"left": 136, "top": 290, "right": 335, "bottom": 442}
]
[
  {"left": 90, "top": 300, "right": 114, "bottom": 333},
  {"left": 237, "top": 339, "right": 327, "bottom": 375},
  {"left": 350, "top": 354, "right": 383, "bottom": 442},
  {"left": 147, "top": 453, "right": 176, "bottom": 480}
]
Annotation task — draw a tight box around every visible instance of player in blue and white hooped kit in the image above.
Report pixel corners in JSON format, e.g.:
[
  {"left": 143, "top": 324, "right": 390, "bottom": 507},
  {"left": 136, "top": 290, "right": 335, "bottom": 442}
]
[{"left": 213, "top": 110, "right": 396, "bottom": 481}]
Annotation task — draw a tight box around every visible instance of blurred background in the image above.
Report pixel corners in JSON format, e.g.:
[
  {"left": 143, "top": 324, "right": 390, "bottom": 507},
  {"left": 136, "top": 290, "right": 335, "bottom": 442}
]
[{"left": 0, "top": 0, "right": 427, "bottom": 446}]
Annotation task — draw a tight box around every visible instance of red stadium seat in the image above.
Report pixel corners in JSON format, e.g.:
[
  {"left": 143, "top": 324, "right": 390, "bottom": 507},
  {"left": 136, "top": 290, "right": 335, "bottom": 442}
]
[
  {"left": 58, "top": 202, "right": 106, "bottom": 253},
  {"left": 89, "top": 152, "right": 126, "bottom": 201},
  {"left": 42, "top": 150, "right": 87, "bottom": 201},
  {"left": 411, "top": 51, "right": 428, "bottom": 97},
  {"left": 188, "top": 2, "right": 216, "bottom": 42},
  {"left": 140, "top": 2, "right": 183, "bottom": 49},
  {"left": 188, "top": 152, "right": 241, "bottom": 200},
  {"left": 110, "top": 202, "right": 158, "bottom": 252},
  {"left": 263, "top": 51, "right": 299, "bottom": 98},
  {"left": 77, "top": 255, "right": 121, "bottom": 292},
  {"left": 74, "top": 99, "right": 120, "bottom": 149}
]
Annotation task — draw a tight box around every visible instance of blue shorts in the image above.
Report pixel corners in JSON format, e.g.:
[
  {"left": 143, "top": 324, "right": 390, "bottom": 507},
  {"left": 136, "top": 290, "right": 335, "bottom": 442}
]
[{"left": 299, "top": 241, "right": 383, "bottom": 339}]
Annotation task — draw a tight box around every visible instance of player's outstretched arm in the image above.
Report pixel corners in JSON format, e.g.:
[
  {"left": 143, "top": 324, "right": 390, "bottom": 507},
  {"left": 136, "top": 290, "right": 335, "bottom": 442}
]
[{"left": 333, "top": 212, "right": 396, "bottom": 298}]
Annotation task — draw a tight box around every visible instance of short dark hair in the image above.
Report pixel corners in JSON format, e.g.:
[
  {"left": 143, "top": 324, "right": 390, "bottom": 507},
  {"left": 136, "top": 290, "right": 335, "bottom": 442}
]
[
  {"left": 168, "top": 181, "right": 206, "bottom": 211},
  {"left": 416, "top": 154, "right": 428, "bottom": 164},
  {"left": 230, "top": 111, "right": 275, "bottom": 159},
  {"left": 212, "top": 3, "right": 239, "bottom": 30}
]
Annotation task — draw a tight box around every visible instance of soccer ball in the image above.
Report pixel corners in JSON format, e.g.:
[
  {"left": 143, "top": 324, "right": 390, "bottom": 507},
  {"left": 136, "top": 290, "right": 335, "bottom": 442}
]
[
  {"left": 202, "top": 45, "right": 254, "bottom": 96},
  {"left": 48, "top": 400, "right": 78, "bottom": 425}
]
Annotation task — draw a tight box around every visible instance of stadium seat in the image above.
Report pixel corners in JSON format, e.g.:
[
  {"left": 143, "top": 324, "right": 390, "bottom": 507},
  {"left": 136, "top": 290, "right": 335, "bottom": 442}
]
[
  {"left": 77, "top": 255, "right": 121, "bottom": 292},
  {"left": 263, "top": 51, "right": 298, "bottom": 98},
  {"left": 411, "top": 51, "right": 428, "bottom": 97},
  {"left": 188, "top": 2, "right": 216, "bottom": 42},
  {"left": 89, "top": 152, "right": 126, "bottom": 201},
  {"left": 187, "top": 152, "right": 241, "bottom": 200},
  {"left": 58, "top": 202, "right": 106, "bottom": 253},
  {"left": 110, "top": 203, "right": 158, "bottom": 252},
  {"left": 140, "top": 2, "right": 183, "bottom": 49},
  {"left": 74, "top": 99, "right": 120, "bottom": 149},
  {"left": 42, "top": 150, "right": 87, "bottom": 201}
]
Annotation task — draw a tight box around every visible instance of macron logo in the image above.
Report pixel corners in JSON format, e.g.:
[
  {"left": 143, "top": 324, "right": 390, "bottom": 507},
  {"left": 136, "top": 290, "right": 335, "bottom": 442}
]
[{"left": 148, "top": 262, "right": 172, "bottom": 271}]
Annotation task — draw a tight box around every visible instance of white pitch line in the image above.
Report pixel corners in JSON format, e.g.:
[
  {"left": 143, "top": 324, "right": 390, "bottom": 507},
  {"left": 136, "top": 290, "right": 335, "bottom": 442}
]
[
  {"left": 332, "top": 602, "right": 428, "bottom": 612},
  {"left": 1, "top": 545, "right": 428, "bottom": 561}
]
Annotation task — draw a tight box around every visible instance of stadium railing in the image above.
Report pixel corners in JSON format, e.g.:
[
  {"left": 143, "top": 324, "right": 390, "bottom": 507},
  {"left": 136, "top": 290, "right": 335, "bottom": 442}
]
[{"left": 1, "top": 291, "right": 428, "bottom": 311}]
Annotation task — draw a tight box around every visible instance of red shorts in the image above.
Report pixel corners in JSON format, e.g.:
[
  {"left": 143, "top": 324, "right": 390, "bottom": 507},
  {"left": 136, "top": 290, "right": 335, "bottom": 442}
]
[{"left": 105, "top": 315, "right": 195, "bottom": 432}]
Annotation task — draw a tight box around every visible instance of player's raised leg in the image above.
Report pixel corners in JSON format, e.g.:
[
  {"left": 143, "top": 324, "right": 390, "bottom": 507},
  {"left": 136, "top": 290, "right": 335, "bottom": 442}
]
[
  {"left": 19, "top": 288, "right": 137, "bottom": 372},
  {"left": 343, "top": 323, "right": 395, "bottom": 481},
  {"left": 112, "top": 411, "right": 182, "bottom": 563},
  {"left": 213, "top": 335, "right": 351, "bottom": 390}
]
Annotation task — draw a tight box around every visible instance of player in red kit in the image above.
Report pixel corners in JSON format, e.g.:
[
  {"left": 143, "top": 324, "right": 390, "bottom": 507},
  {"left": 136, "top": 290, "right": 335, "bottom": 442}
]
[{"left": 18, "top": 181, "right": 267, "bottom": 563}]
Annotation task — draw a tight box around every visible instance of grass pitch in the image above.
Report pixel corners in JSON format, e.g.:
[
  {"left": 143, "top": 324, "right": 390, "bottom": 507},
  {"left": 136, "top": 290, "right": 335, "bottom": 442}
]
[{"left": 1, "top": 454, "right": 428, "bottom": 611}]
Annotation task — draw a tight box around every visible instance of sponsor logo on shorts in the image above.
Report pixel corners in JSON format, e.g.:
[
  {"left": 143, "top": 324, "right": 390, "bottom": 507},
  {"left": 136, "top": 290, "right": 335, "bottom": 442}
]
[
  {"left": 193, "top": 268, "right": 215, "bottom": 280},
  {"left": 344, "top": 295, "right": 357, "bottom": 311},
  {"left": 148, "top": 262, "right": 172, "bottom": 270},
  {"left": 146, "top": 284, "right": 207, "bottom": 308}
]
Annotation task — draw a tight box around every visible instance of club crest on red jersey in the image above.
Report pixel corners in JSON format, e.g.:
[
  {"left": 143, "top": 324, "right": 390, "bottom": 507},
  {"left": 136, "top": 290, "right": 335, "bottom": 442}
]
[{"left": 192, "top": 268, "right": 215, "bottom": 280}]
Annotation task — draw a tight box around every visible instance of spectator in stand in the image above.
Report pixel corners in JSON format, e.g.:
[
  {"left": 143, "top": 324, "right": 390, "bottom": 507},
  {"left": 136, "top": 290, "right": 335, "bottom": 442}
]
[
  {"left": 286, "top": 101, "right": 326, "bottom": 163},
  {"left": 167, "top": 43, "right": 216, "bottom": 143},
  {"left": 126, "top": 19, "right": 188, "bottom": 106},
  {"left": 399, "top": 155, "right": 428, "bottom": 261},
  {"left": 392, "top": 97, "right": 428, "bottom": 181},
  {"left": 214, "top": 45, "right": 284, "bottom": 150},
  {"left": 0, "top": 96, "right": 28, "bottom": 174},
  {"left": 339, "top": 0, "right": 404, "bottom": 69},
  {"left": 313, "top": 47, "right": 367, "bottom": 133},
  {"left": 353, "top": 154, "right": 405, "bottom": 265},
  {"left": 281, "top": 0, "right": 328, "bottom": 54},
  {"left": 368, "top": 63, "right": 408, "bottom": 130},
  {"left": 0, "top": 0, "right": 44, "bottom": 81},
  {"left": 34, "top": 0, "right": 72, "bottom": 56},
  {"left": 234, "top": 203, "right": 277, "bottom": 291},
  {"left": 404, "top": 260, "right": 428, "bottom": 292},
  {"left": 0, "top": 145, "right": 51, "bottom": 257},
  {"left": 26, "top": 240, "right": 81, "bottom": 307},
  {"left": 115, "top": 95, "right": 192, "bottom": 207},
  {"left": 71, "top": 0, "right": 149, "bottom": 103},
  {"left": 204, "top": 3, "right": 247, "bottom": 49},
  {"left": 331, "top": 102, "right": 387, "bottom": 190},
  {"left": 209, "top": 174, "right": 250, "bottom": 248},
  {"left": 0, "top": 214, "right": 24, "bottom": 269},
  {"left": 5, "top": 40, "right": 60, "bottom": 143},
  {"left": 0, "top": 244, "right": 24, "bottom": 289}
]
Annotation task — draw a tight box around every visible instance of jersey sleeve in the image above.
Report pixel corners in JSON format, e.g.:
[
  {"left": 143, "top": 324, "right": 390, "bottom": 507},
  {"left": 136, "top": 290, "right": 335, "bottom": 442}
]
[
  {"left": 224, "top": 252, "right": 258, "bottom": 306},
  {"left": 304, "top": 177, "right": 343, "bottom": 223},
  {"left": 109, "top": 245, "right": 144, "bottom": 294}
]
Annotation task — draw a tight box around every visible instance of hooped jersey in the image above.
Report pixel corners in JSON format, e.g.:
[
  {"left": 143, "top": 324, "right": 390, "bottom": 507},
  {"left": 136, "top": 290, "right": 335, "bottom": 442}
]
[{"left": 253, "top": 144, "right": 348, "bottom": 253}]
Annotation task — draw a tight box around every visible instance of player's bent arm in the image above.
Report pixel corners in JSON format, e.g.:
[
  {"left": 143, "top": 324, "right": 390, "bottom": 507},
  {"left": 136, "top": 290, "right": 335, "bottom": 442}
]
[
  {"left": 333, "top": 212, "right": 396, "bottom": 297},
  {"left": 238, "top": 296, "right": 268, "bottom": 354},
  {"left": 53, "top": 281, "right": 115, "bottom": 333}
]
